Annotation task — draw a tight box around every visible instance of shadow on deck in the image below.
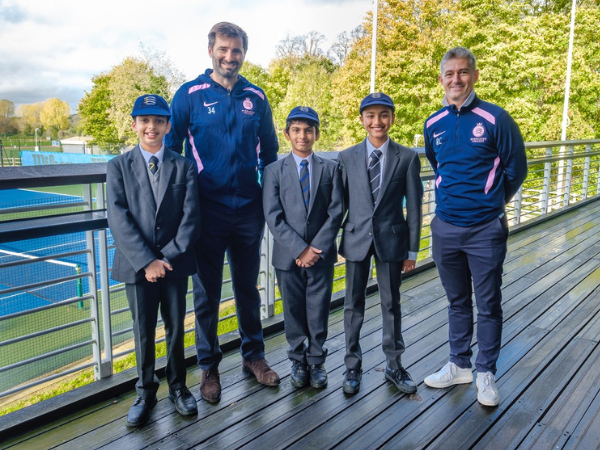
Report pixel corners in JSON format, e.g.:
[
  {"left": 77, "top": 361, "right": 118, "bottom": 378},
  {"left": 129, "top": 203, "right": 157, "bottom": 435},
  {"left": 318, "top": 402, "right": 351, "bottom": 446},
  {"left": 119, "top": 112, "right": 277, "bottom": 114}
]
[{"left": 2, "top": 199, "right": 600, "bottom": 449}]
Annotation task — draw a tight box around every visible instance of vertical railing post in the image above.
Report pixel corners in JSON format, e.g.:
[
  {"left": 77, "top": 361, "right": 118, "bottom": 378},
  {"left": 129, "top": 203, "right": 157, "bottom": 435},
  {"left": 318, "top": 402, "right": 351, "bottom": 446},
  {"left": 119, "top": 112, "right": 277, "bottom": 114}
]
[
  {"left": 541, "top": 147, "right": 552, "bottom": 214},
  {"left": 259, "top": 228, "right": 275, "bottom": 319},
  {"left": 563, "top": 145, "right": 574, "bottom": 207},
  {"left": 582, "top": 144, "right": 591, "bottom": 199},
  {"left": 83, "top": 183, "right": 102, "bottom": 381},
  {"left": 513, "top": 185, "right": 523, "bottom": 225},
  {"left": 597, "top": 151, "right": 600, "bottom": 196},
  {"left": 96, "top": 182, "right": 113, "bottom": 378}
]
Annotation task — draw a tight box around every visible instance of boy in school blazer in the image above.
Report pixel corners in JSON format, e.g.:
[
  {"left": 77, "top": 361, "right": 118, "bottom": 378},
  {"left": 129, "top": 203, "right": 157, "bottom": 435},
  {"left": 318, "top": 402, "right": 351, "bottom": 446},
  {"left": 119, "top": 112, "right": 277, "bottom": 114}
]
[
  {"left": 263, "top": 107, "right": 344, "bottom": 388},
  {"left": 337, "top": 93, "right": 424, "bottom": 395},
  {"left": 107, "top": 95, "right": 201, "bottom": 427}
]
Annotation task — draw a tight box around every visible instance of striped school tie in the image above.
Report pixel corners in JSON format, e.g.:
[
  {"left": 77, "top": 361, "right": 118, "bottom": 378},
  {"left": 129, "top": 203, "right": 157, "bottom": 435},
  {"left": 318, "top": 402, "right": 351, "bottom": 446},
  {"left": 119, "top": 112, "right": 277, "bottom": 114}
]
[
  {"left": 368, "top": 149, "right": 382, "bottom": 203},
  {"left": 300, "top": 159, "right": 310, "bottom": 210}
]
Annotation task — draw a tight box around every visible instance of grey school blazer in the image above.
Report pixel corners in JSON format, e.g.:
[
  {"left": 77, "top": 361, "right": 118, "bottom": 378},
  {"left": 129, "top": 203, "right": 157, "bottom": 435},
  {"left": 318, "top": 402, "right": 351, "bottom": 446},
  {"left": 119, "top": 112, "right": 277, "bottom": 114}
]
[
  {"left": 337, "top": 139, "right": 423, "bottom": 263},
  {"left": 107, "top": 145, "right": 201, "bottom": 283},
  {"left": 263, "top": 152, "right": 344, "bottom": 270}
]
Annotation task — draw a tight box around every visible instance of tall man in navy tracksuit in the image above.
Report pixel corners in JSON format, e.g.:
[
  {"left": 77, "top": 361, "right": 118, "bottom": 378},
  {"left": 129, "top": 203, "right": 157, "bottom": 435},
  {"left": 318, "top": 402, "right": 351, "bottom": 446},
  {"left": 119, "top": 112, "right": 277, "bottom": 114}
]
[
  {"left": 423, "top": 47, "right": 527, "bottom": 407},
  {"left": 166, "top": 22, "right": 279, "bottom": 404}
]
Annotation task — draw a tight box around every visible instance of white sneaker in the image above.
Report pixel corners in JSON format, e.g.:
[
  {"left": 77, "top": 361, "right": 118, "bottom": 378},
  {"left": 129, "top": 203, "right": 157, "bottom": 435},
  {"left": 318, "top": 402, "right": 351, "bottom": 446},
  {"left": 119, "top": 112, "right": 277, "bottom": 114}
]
[
  {"left": 476, "top": 371, "right": 500, "bottom": 406},
  {"left": 424, "top": 362, "right": 473, "bottom": 388}
]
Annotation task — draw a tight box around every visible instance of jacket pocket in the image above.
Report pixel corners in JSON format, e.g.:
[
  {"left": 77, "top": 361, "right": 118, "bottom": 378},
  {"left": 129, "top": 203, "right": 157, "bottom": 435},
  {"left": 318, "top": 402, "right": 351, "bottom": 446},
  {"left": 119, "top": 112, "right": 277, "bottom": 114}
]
[{"left": 391, "top": 222, "right": 407, "bottom": 235}]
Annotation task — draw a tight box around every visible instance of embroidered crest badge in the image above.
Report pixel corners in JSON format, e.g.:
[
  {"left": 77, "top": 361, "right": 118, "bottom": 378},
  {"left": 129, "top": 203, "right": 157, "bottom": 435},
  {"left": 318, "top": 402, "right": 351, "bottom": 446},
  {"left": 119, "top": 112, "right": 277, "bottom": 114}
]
[{"left": 473, "top": 123, "right": 485, "bottom": 137}]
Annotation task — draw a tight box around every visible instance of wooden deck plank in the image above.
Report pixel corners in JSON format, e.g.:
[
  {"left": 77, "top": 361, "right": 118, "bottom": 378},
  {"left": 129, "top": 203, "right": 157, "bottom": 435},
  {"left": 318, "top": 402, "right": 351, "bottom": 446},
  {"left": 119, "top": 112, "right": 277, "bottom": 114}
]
[
  {"left": 494, "top": 334, "right": 600, "bottom": 449},
  {"left": 341, "top": 249, "right": 600, "bottom": 448}
]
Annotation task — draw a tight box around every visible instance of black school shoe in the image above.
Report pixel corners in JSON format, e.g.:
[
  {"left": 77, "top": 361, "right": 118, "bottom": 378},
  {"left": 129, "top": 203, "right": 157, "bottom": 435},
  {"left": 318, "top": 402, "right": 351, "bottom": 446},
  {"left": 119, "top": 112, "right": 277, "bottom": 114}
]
[
  {"left": 309, "top": 364, "right": 328, "bottom": 389},
  {"left": 385, "top": 366, "right": 417, "bottom": 394},
  {"left": 290, "top": 360, "right": 309, "bottom": 388},
  {"left": 342, "top": 369, "right": 362, "bottom": 394},
  {"left": 126, "top": 395, "right": 157, "bottom": 428},
  {"left": 169, "top": 386, "right": 198, "bottom": 416}
]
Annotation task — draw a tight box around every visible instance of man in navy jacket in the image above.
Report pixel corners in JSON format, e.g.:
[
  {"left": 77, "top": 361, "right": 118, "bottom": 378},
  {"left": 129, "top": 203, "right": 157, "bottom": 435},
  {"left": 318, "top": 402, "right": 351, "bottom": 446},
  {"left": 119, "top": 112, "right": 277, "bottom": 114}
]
[
  {"left": 423, "top": 47, "right": 527, "bottom": 407},
  {"left": 166, "top": 22, "right": 279, "bottom": 404}
]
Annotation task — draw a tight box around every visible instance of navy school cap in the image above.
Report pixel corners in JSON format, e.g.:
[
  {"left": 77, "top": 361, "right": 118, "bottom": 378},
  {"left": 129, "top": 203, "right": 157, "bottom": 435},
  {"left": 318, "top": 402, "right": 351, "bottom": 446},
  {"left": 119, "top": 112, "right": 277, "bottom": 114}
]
[
  {"left": 131, "top": 94, "right": 171, "bottom": 118},
  {"left": 359, "top": 92, "right": 395, "bottom": 114},
  {"left": 287, "top": 106, "right": 320, "bottom": 124}
]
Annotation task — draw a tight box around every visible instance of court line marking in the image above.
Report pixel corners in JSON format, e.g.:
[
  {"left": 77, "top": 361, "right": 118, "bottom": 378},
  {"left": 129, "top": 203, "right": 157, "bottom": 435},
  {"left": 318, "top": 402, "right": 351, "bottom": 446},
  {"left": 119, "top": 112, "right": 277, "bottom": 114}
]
[
  {"left": 0, "top": 249, "right": 77, "bottom": 267},
  {"left": 19, "top": 189, "right": 82, "bottom": 198}
]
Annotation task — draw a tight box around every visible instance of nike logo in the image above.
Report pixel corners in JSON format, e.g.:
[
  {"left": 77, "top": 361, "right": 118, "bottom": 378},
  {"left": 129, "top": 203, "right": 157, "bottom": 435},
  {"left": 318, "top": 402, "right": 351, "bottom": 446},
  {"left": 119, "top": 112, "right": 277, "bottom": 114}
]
[
  {"left": 204, "top": 101, "right": 218, "bottom": 107},
  {"left": 433, "top": 131, "right": 446, "bottom": 138}
]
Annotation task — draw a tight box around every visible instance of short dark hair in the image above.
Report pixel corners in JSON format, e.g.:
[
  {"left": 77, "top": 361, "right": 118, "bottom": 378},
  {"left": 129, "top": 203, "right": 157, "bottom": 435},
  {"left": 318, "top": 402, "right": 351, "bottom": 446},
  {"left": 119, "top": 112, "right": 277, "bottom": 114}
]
[
  {"left": 440, "top": 47, "right": 477, "bottom": 74},
  {"left": 285, "top": 118, "right": 320, "bottom": 135},
  {"left": 208, "top": 22, "right": 248, "bottom": 53}
]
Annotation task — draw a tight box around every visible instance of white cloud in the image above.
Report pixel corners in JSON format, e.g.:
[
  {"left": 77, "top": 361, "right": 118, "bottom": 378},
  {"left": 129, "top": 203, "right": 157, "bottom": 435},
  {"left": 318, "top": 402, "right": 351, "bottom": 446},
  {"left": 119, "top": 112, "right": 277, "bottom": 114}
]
[{"left": 0, "top": 0, "right": 369, "bottom": 112}]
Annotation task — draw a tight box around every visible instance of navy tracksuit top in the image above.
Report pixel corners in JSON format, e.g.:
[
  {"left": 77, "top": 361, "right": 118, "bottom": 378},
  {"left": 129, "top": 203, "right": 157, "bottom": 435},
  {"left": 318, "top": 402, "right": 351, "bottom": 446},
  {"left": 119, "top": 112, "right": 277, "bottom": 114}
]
[
  {"left": 165, "top": 69, "right": 279, "bottom": 210},
  {"left": 424, "top": 94, "right": 527, "bottom": 227}
]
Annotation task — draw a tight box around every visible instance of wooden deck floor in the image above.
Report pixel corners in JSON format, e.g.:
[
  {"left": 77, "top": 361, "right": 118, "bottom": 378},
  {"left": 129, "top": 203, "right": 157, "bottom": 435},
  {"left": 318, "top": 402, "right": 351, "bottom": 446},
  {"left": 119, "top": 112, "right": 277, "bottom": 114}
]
[{"left": 3, "top": 200, "right": 600, "bottom": 450}]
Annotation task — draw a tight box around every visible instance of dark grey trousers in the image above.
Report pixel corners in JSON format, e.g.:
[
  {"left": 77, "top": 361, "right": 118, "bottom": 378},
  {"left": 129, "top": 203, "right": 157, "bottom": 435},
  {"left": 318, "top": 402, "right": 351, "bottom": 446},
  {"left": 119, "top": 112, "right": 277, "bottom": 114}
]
[
  {"left": 276, "top": 264, "right": 334, "bottom": 365},
  {"left": 344, "top": 247, "right": 405, "bottom": 371}
]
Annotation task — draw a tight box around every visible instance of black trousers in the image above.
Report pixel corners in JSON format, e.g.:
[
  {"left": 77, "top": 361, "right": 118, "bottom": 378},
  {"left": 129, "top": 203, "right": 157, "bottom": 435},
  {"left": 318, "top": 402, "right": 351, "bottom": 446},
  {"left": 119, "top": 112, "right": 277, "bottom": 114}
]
[{"left": 126, "top": 277, "right": 188, "bottom": 399}]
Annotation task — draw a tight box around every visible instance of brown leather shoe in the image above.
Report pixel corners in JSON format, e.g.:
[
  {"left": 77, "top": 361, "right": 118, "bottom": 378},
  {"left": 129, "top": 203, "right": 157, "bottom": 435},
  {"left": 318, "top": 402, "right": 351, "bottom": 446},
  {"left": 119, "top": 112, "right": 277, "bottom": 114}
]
[
  {"left": 242, "top": 358, "right": 280, "bottom": 386},
  {"left": 200, "top": 368, "right": 221, "bottom": 403}
]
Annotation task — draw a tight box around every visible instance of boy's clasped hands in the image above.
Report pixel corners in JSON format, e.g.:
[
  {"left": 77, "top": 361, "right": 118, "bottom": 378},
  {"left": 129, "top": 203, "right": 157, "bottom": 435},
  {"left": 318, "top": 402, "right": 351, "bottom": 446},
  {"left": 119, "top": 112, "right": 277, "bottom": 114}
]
[{"left": 144, "top": 259, "right": 173, "bottom": 282}]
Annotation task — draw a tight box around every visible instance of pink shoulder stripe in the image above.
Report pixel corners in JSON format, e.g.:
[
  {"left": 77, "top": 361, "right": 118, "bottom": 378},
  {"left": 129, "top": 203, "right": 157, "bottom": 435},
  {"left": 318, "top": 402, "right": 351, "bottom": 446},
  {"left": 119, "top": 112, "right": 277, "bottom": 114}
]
[
  {"left": 187, "top": 128, "right": 204, "bottom": 173},
  {"left": 484, "top": 156, "right": 501, "bottom": 194},
  {"left": 188, "top": 83, "right": 210, "bottom": 94},
  {"left": 472, "top": 107, "right": 496, "bottom": 125},
  {"left": 426, "top": 110, "right": 449, "bottom": 128},
  {"left": 243, "top": 87, "right": 265, "bottom": 100}
]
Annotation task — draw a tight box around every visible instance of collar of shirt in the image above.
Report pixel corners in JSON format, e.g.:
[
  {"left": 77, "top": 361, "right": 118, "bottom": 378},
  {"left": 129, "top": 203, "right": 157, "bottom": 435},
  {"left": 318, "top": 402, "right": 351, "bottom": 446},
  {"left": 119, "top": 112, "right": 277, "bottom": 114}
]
[
  {"left": 291, "top": 151, "right": 314, "bottom": 176},
  {"left": 139, "top": 144, "right": 165, "bottom": 167},
  {"left": 442, "top": 89, "right": 476, "bottom": 110},
  {"left": 365, "top": 137, "right": 390, "bottom": 165}
]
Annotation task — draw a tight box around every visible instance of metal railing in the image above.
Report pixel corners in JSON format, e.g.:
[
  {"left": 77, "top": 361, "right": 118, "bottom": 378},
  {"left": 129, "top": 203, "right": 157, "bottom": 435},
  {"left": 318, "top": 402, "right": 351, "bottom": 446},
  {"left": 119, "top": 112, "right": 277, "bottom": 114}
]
[{"left": 0, "top": 139, "right": 599, "bottom": 404}]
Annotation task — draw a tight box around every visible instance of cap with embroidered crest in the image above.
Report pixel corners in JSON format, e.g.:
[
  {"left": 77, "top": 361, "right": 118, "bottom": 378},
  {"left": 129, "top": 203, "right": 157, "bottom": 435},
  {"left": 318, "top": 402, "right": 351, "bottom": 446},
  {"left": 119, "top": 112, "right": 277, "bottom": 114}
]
[
  {"left": 287, "top": 106, "right": 320, "bottom": 124},
  {"left": 131, "top": 94, "right": 171, "bottom": 118},
  {"left": 359, "top": 92, "right": 395, "bottom": 114}
]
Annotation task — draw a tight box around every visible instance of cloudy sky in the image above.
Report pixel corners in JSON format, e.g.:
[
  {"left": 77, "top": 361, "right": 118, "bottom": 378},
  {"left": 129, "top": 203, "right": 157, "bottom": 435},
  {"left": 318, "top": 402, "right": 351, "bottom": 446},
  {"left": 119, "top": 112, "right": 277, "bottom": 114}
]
[{"left": 0, "top": 0, "right": 370, "bottom": 113}]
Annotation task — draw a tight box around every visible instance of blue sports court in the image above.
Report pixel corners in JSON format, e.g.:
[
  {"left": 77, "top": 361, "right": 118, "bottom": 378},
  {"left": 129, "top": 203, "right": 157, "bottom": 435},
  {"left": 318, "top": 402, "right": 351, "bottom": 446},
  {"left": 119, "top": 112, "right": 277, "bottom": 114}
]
[{"left": 0, "top": 189, "right": 115, "bottom": 316}]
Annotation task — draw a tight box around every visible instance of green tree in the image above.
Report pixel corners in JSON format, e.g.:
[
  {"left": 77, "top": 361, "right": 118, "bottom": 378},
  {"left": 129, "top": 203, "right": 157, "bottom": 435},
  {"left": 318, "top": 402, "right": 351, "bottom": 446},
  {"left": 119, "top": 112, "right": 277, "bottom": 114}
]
[
  {"left": 333, "top": 0, "right": 600, "bottom": 147},
  {"left": 269, "top": 33, "right": 346, "bottom": 150},
  {"left": 240, "top": 61, "right": 278, "bottom": 108},
  {"left": 78, "top": 57, "right": 170, "bottom": 150},
  {"left": 78, "top": 73, "right": 120, "bottom": 148},
  {"left": 40, "top": 98, "right": 70, "bottom": 138},
  {"left": 108, "top": 57, "right": 170, "bottom": 145},
  {"left": 273, "top": 60, "right": 346, "bottom": 150}
]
